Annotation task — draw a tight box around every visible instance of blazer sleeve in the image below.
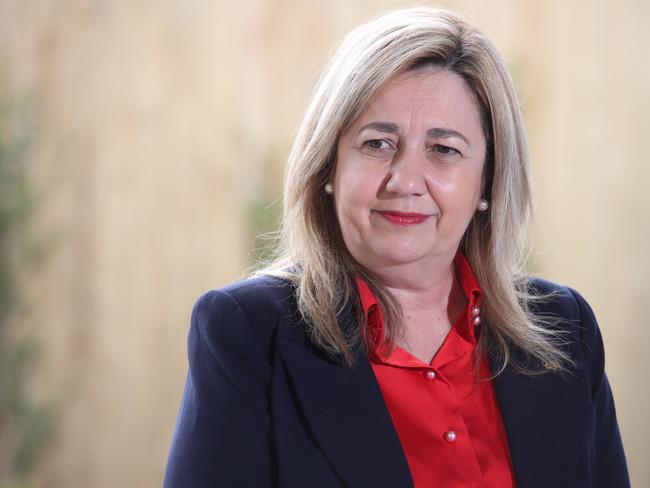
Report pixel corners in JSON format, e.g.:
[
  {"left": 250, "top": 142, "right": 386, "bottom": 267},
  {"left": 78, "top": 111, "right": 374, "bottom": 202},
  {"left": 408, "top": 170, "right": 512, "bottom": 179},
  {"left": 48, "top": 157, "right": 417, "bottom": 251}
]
[
  {"left": 569, "top": 288, "right": 630, "bottom": 488},
  {"left": 164, "top": 289, "right": 274, "bottom": 488}
]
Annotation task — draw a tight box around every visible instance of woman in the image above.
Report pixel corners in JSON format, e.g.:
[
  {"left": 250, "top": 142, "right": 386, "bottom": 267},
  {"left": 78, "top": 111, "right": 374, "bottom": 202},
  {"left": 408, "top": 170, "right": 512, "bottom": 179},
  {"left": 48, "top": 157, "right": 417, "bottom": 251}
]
[{"left": 164, "top": 7, "right": 629, "bottom": 488}]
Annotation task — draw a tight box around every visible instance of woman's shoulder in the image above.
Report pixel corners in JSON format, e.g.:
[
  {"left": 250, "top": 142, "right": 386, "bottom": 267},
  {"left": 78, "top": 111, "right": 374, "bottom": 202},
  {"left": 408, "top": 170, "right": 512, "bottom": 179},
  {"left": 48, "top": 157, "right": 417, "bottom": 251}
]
[
  {"left": 196, "top": 273, "right": 295, "bottom": 313},
  {"left": 188, "top": 274, "right": 298, "bottom": 352},
  {"left": 525, "top": 276, "right": 604, "bottom": 363},
  {"left": 526, "top": 276, "right": 581, "bottom": 316},
  {"left": 526, "top": 276, "right": 597, "bottom": 319}
]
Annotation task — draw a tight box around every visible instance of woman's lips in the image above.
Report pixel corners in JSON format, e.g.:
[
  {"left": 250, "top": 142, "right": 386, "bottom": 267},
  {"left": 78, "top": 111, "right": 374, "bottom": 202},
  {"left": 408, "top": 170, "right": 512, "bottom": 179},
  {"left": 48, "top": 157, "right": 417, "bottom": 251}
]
[{"left": 375, "top": 210, "right": 431, "bottom": 226}]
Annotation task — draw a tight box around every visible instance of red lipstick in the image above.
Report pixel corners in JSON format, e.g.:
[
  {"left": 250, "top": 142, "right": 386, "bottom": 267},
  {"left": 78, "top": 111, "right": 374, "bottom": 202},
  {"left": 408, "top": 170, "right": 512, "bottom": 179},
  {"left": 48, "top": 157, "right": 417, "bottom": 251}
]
[{"left": 375, "top": 211, "right": 430, "bottom": 226}]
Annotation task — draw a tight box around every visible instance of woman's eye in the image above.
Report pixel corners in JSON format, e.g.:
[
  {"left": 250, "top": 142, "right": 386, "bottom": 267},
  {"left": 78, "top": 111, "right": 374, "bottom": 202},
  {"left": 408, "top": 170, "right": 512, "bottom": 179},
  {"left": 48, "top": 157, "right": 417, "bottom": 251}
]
[
  {"left": 364, "top": 139, "right": 392, "bottom": 151},
  {"left": 433, "top": 144, "right": 461, "bottom": 159}
]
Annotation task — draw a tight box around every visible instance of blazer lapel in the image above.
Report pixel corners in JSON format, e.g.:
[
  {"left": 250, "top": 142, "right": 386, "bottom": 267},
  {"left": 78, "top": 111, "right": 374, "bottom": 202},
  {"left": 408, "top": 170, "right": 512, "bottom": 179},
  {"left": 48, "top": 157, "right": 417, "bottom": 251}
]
[
  {"left": 277, "top": 328, "right": 412, "bottom": 488},
  {"left": 491, "top": 354, "right": 582, "bottom": 487}
]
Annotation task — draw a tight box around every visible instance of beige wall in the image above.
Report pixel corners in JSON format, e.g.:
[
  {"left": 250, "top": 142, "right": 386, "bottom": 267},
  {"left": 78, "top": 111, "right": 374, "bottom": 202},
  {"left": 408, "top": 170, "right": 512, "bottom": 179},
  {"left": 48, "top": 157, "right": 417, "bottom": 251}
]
[{"left": 0, "top": 1, "right": 647, "bottom": 486}]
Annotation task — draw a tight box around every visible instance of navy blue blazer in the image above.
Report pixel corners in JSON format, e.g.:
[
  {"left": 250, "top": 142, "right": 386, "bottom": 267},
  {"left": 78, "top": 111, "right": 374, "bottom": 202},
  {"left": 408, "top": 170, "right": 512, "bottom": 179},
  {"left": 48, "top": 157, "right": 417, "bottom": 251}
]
[{"left": 164, "top": 276, "right": 629, "bottom": 487}]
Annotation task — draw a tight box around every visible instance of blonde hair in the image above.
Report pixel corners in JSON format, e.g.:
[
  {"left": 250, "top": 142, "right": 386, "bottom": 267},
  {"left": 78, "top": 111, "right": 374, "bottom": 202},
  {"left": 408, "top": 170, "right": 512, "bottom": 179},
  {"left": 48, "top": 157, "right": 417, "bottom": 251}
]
[{"left": 260, "top": 6, "right": 571, "bottom": 374}]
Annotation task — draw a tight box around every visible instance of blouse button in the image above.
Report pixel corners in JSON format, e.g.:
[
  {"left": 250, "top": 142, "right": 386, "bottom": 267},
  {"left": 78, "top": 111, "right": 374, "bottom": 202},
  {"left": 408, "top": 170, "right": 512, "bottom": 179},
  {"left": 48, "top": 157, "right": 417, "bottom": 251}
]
[
  {"left": 445, "top": 430, "right": 457, "bottom": 443},
  {"left": 424, "top": 370, "right": 436, "bottom": 380}
]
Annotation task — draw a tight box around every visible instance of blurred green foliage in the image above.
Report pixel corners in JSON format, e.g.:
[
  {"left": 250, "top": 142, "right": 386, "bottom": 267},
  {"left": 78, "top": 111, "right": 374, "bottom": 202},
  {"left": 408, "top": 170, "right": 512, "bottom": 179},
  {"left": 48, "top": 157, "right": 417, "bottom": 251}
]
[{"left": 0, "top": 90, "right": 54, "bottom": 487}]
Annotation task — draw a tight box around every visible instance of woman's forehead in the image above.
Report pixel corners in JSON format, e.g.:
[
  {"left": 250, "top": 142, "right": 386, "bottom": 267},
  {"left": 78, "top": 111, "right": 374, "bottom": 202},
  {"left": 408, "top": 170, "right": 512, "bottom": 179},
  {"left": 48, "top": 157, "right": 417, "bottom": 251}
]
[{"left": 344, "top": 68, "right": 484, "bottom": 140}]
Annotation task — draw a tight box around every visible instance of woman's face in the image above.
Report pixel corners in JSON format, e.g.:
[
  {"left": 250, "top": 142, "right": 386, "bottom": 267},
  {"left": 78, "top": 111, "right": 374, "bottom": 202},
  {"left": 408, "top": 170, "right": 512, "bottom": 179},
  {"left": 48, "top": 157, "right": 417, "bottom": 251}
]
[{"left": 332, "top": 67, "right": 487, "bottom": 274}]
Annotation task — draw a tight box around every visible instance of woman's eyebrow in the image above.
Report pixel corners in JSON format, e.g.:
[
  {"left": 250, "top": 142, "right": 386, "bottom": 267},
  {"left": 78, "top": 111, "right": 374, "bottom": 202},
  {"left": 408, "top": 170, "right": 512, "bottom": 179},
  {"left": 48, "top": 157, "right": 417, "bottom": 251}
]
[
  {"left": 356, "top": 123, "right": 470, "bottom": 147},
  {"left": 427, "top": 127, "right": 470, "bottom": 147},
  {"left": 357, "top": 121, "right": 399, "bottom": 134}
]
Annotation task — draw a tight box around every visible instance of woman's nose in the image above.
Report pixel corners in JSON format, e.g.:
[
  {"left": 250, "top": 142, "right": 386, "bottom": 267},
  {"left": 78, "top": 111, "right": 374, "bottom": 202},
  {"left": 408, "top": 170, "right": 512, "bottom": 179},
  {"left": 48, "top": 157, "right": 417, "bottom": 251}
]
[{"left": 384, "top": 149, "right": 427, "bottom": 196}]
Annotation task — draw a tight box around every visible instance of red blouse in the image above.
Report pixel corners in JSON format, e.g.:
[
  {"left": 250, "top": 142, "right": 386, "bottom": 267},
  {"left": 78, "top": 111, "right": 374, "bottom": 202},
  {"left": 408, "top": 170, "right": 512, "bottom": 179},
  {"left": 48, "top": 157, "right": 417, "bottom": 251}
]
[{"left": 357, "top": 253, "right": 516, "bottom": 488}]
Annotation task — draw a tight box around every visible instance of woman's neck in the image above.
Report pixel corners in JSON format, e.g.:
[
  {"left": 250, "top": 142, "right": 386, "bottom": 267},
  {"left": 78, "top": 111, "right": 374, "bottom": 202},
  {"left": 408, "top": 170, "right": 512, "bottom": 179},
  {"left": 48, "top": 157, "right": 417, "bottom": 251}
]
[
  {"left": 376, "top": 252, "right": 457, "bottom": 308},
  {"left": 379, "top": 256, "right": 468, "bottom": 363}
]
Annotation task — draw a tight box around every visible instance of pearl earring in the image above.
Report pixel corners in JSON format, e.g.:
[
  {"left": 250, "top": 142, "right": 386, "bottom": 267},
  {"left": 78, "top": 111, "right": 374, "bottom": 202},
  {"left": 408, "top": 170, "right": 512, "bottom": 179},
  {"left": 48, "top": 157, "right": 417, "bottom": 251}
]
[
  {"left": 477, "top": 199, "right": 489, "bottom": 212},
  {"left": 324, "top": 182, "right": 333, "bottom": 194}
]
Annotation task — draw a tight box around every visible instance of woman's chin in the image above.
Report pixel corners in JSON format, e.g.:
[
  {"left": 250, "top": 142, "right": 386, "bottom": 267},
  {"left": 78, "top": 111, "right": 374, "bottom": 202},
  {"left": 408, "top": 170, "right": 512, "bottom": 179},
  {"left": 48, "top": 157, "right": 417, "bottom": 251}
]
[{"left": 358, "top": 245, "right": 439, "bottom": 270}]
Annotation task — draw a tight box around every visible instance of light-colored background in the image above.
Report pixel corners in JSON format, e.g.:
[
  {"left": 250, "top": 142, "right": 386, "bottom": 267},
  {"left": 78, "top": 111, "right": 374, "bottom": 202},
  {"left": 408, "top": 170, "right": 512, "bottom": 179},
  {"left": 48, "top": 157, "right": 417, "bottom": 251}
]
[{"left": 0, "top": 0, "right": 648, "bottom": 486}]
